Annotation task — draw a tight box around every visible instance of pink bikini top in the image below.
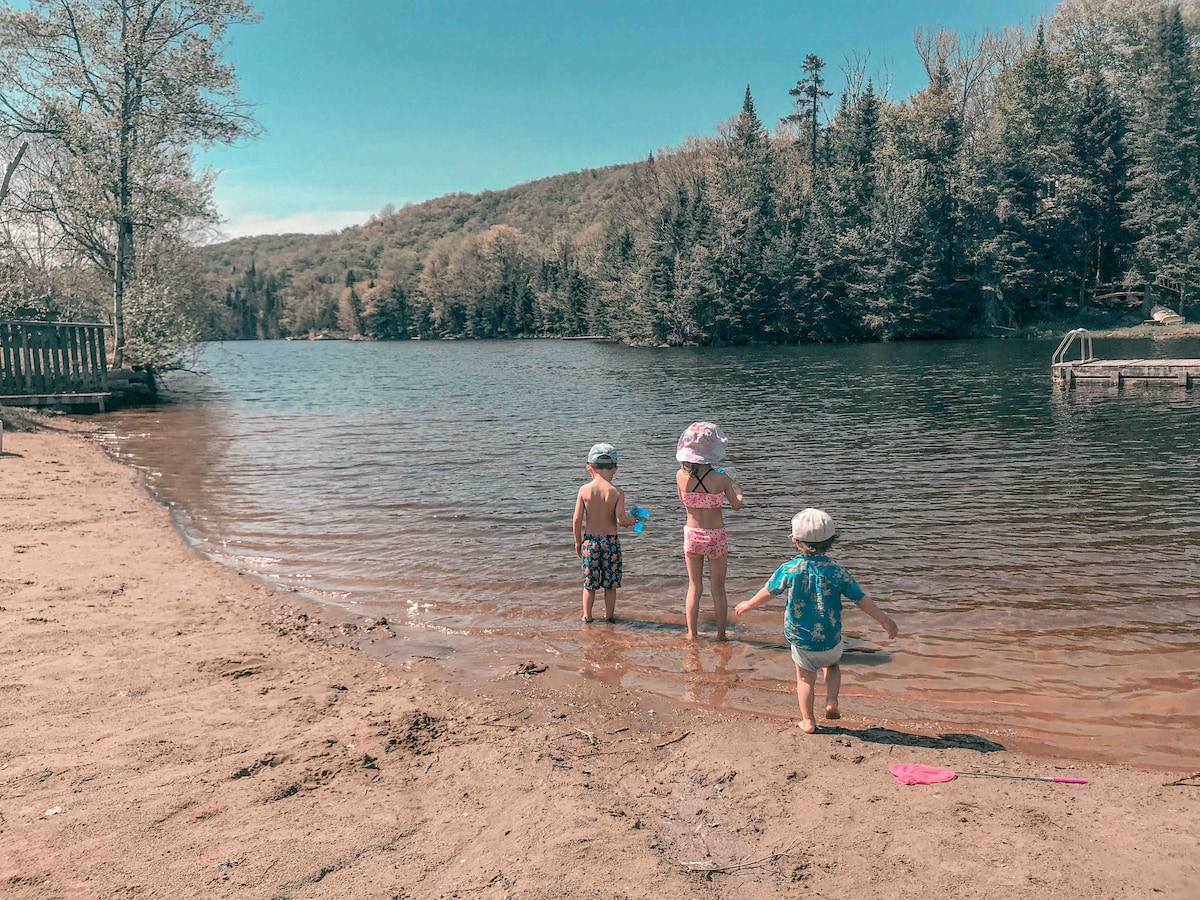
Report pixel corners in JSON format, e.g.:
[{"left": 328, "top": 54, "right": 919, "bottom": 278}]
[{"left": 680, "top": 468, "right": 724, "bottom": 509}]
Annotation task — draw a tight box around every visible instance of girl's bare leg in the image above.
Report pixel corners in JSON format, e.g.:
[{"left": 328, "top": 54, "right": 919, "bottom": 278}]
[
  {"left": 684, "top": 553, "right": 705, "bottom": 639},
  {"left": 795, "top": 664, "right": 818, "bottom": 733},
  {"left": 709, "top": 554, "right": 729, "bottom": 640},
  {"left": 823, "top": 664, "right": 841, "bottom": 719}
]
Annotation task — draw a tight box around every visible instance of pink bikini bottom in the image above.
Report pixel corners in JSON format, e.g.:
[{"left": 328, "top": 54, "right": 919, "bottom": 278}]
[{"left": 683, "top": 526, "right": 728, "bottom": 558}]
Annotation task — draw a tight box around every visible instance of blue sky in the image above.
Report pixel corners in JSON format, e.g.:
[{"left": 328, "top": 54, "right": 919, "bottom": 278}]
[{"left": 204, "top": 0, "right": 1060, "bottom": 240}]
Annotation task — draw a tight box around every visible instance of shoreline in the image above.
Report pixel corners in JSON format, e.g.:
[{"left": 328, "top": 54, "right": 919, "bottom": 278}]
[
  {"left": 2, "top": 427, "right": 1198, "bottom": 898},
  {"left": 1049, "top": 321, "right": 1200, "bottom": 340},
  {"left": 989, "top": 321, "right": 1200, "bottom": 341}
]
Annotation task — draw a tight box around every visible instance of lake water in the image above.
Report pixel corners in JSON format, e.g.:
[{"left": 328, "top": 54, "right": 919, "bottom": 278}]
[{"left": 95, "top": 336, "right": 1200, "bottom": 770}]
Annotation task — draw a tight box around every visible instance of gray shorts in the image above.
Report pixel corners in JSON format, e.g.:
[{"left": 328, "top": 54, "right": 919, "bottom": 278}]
[{"left": 790, "top": 640, "right": 844, "bottom": 672}]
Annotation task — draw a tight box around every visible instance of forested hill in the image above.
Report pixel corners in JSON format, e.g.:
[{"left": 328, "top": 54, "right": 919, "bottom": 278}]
[
  {"left": 199, "top": 1, "right": 1200, "bottom": 346},
  {"left": 198, "top": 162, "right": 639, "bottom": 340}
]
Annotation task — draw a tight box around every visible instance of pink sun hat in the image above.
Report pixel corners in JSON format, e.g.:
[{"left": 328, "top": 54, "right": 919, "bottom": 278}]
[{"left": 675, "top": 422, "right": 728, "bottom": 465}]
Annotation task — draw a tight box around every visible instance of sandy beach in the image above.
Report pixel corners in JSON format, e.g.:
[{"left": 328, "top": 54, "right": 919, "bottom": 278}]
[{"left": 1, "top": 423, "right": 1198, "bottom": 899}]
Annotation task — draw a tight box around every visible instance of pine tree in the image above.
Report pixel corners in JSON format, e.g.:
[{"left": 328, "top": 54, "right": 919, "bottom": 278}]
[
  {"left": 702, "top": 87, "right": 778, "bottom": 343},
  {"left": 1067, "top": 67, "right": 1131, "bottom": 296},
  {"left": 1125, "top": 2, "right": 1200, "bottom": 295},
  {"left": 906, "top": 65, "right": 969, "bottom": 335},
  {"left": 976, "top": 24, "right": 1074, "bottom": 324},
  {"left": 786, "top": 55, "right": 833, "bottom": 172},
  {"left": 815, "top": 84, "right": 886, "bottom": 337}
]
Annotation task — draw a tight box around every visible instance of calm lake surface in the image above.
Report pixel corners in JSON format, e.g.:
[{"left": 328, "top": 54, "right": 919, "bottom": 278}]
[{"left": 96, "top": 336, "right": 1200, "bottom": 770}]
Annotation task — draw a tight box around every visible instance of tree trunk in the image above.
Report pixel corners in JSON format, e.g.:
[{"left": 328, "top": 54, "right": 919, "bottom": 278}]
[
  {"left": 113, "top": 219, "right": 132, "bottom": 368},
  {"left": 112, "top": 5, "right": 132, "bottom": 370},
  {"left": 0, "top": 141, "right": 29, "bottom": 206}
]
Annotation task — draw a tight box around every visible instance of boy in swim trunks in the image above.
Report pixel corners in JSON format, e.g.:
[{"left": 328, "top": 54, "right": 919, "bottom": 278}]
[
  {"left": 573, "top": 443, "right": 635, "bottom": 623},
  {"left": 735, "top": 508, "right": 898, "bottom": 734}
]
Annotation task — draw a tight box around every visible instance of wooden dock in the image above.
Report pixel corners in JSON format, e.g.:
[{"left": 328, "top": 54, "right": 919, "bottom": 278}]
[
  {"left": 0, "top": 320, "right": 113, "bottom": 410},
  {"left": 1052, "top": 328, "right": 1200, "bottom": 387}
]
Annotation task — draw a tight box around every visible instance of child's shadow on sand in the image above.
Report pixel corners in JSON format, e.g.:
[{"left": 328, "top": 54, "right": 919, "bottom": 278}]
[{"left": 825, "top": 725, "right": 1006, "bottom": 753}]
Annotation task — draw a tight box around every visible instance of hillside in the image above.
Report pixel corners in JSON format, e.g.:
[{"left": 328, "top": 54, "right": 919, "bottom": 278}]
[{"left": 199, "top": 161, "right": 640, "bottom": 291}]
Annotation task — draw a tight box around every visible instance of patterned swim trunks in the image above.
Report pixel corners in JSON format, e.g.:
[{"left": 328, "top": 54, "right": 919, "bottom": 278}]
[
  {"left": 683, "top": 526, "right": 728, "bottom": 558},
  {"left": 581, "top": 533, "right": 622, "bottom": 590}
]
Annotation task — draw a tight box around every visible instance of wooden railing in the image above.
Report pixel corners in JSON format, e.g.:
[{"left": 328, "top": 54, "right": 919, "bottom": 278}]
[
  {"left": 0, "top": 320, "right": 112, "bottom": 409},
  {"left": 1154, "top": 269, "right": 1200, "bottom": 299}
]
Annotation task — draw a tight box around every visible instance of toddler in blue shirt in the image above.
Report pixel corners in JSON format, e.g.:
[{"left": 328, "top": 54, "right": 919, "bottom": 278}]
[{"left": 736, "top": 508, "right": 898, "bottom": 734}]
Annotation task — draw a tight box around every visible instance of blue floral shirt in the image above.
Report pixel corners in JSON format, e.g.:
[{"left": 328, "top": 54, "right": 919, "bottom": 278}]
[{"left": 764, "top": 554, "right": 864, "bottom": 652}]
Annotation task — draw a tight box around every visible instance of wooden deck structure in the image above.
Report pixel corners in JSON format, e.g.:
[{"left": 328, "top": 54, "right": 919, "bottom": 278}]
[
  {"left": 1052, "top": 328, "right": 1200, "bottom": 388},
  {"left": 0, "top": 320, "right": 112, "bottom": 410}
]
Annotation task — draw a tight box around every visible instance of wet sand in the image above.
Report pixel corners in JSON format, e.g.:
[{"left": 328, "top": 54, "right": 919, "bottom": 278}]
[{"left": 1, "top": 426, "right": 1198, "bottom": 898}]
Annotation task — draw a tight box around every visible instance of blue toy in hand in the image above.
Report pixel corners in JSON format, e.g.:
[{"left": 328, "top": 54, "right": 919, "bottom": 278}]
[{"left": 629, "top": 507, "right": 651, "bottom": 534}]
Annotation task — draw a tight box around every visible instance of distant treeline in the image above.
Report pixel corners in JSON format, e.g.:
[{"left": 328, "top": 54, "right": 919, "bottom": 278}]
[{"left": 201, "top": 2, "right": 1200, "bottom": 345}]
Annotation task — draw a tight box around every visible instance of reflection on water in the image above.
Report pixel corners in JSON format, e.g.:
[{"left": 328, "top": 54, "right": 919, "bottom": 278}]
[
  {"left": 681, "top": 642, "right": 734, "bottom": 708},
  {"left": 96, "top": 337, "right": 1200, "bottom": 770}
]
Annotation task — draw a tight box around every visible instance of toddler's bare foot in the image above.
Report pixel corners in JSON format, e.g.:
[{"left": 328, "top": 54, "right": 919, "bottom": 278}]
[
  {"left": 825, "top": 705, "right": 841, "bottom": 720},
  {"left": 797, "top": 719, "right": 817, "bottom": 734},
  {"left": 716, "top": 632, "right": 727, "bottom": 642}
]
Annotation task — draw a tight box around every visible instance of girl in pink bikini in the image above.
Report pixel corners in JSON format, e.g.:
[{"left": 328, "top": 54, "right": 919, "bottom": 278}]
[{"left": 675, "top": 422, "right": 744, "bottom": 640}]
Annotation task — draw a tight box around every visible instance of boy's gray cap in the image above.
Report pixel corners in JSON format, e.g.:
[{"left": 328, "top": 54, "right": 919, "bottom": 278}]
[
  {"left": 791, "top": 508, "right": 836, "bottom": 542},
  {"left": 587, "top": 442, "right": 618, "bottom": 465}
]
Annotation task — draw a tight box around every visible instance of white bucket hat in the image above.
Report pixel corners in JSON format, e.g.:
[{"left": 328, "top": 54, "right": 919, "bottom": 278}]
[{"left": 675, "top": 422, "right": 727, "bottom": 464}]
